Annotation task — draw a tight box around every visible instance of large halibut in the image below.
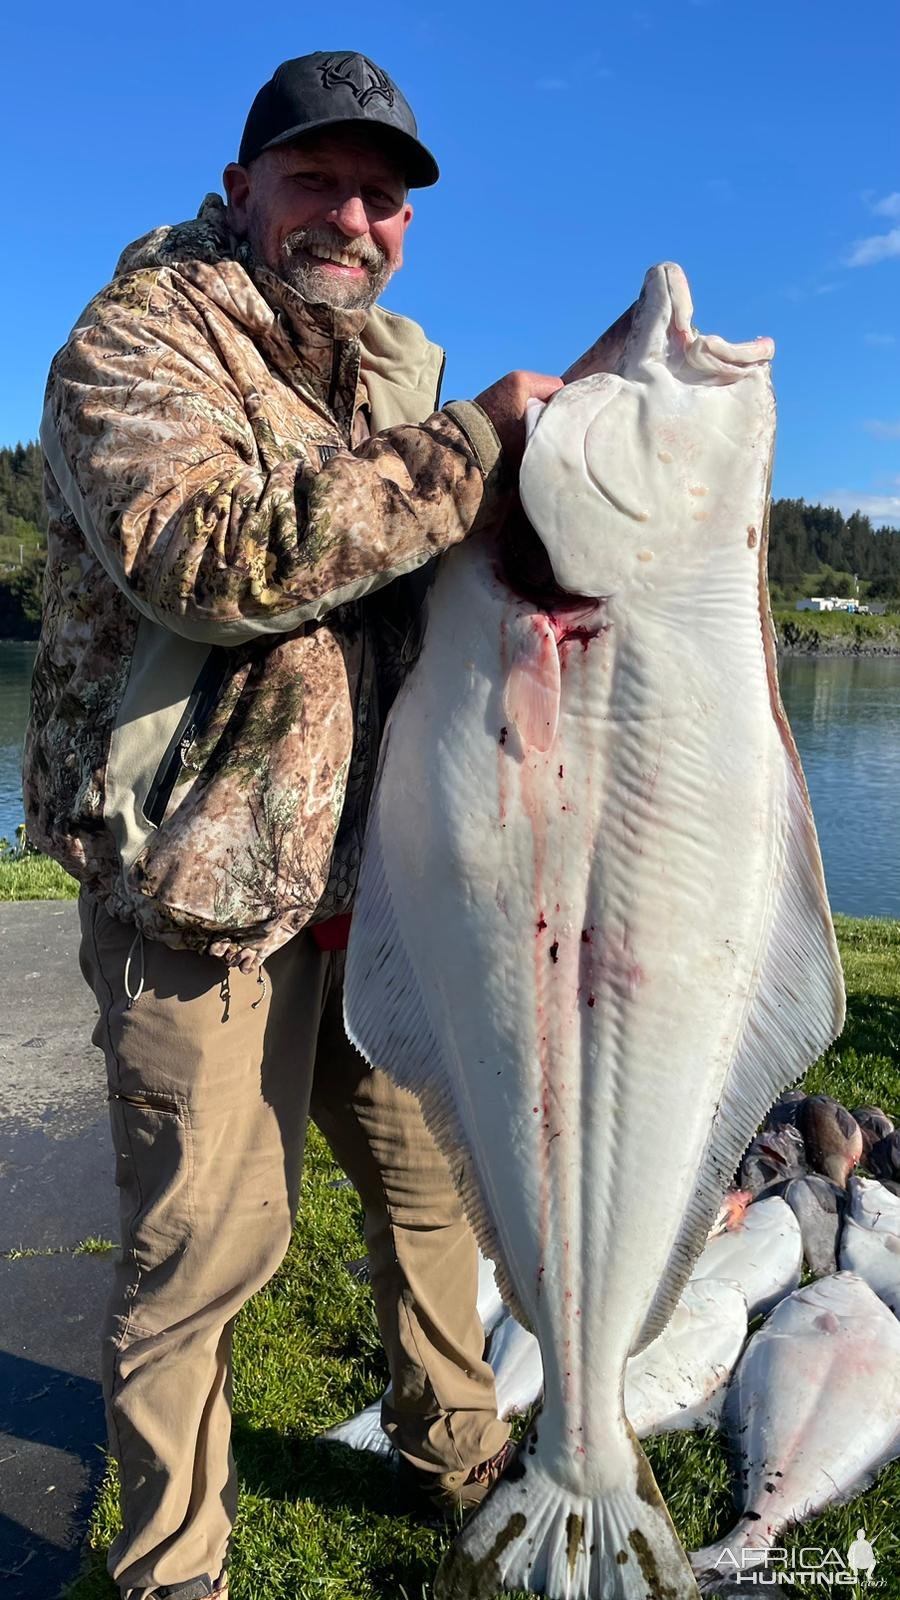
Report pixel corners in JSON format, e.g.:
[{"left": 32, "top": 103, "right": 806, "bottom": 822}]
[{"left": 344, "top": 263, "right": 845, "bottom": 1598}]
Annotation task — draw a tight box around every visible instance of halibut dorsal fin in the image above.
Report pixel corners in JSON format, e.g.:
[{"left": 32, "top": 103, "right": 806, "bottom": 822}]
[
  {"left": 636, "top": 734, "right": 846, "bottom": 1350},
  {"left": 343, "top": 779, "right": 529, "bottom": 1325}
]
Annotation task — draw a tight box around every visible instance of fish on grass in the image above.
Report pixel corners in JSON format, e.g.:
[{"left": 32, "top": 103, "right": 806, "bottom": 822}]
[
  {"left": 625, "top": 1280, "right": 747, "bottom": 1439},
  {"left": 326, "top": 1279, "right": 746, "bottom": 1460},
  {"left": 344, "top": 261, "right": 846, "bottom": 1599},
  {"left": 839, "top": 1176, "right": 900, "bottom": 1316},
  {"left": 783, "top": 1174, "right": 846, "bottom": 1277},
  {"left": 689, "top": 1196, "right": 802, "bottom": 1319},
  {"left": 691, "top": 1273, "right": 900, "bottom": 1591}
]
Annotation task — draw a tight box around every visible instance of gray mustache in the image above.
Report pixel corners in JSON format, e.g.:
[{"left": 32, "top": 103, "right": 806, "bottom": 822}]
[{"left": 282, "top": 227, "right": 384, "bottom": 272}]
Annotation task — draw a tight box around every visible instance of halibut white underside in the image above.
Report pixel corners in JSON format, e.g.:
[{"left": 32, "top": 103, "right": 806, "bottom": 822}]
[
  {"left": 345, "top": 263, "right": 845, "bottom": 1599},
  {"left": 692, "top": 1274, "right": 900, "bottom": 1588}
]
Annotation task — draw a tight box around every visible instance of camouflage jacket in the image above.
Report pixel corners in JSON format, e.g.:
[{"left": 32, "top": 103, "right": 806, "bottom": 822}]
[{"left": 24, "top": 195, "right": 505, "bottom": 966}]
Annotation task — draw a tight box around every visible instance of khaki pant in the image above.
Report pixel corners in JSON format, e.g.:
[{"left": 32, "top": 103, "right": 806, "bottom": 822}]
[{"left": 79, "top": 896, "right": 508, "bottom": 1599}]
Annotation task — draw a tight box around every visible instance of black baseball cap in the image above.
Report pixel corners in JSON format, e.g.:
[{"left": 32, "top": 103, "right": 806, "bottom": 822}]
[{"left": 238, "top": 51, "right": 439, "bottom": 187}]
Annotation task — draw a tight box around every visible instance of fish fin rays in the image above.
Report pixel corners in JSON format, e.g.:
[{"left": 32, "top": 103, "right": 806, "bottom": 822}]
[
  {"left": 435, "top": 1435, "right": 698, "bottom": 1599},
  {"left": 636, "top": 755, "right": 846, "bottom": 1351},
  {"left": 344, "top": 798, "right": 529, "bottom": 1326}
]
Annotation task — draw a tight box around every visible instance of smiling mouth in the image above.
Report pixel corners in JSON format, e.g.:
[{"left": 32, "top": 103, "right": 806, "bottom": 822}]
[{"left": 301, "top": 243, "right": 370, "bottom": 272}]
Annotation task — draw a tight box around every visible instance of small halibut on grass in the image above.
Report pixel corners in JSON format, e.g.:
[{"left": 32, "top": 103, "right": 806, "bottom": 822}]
[{"left": 691, "top": 1274, "right": 900, "bottom": 1590}]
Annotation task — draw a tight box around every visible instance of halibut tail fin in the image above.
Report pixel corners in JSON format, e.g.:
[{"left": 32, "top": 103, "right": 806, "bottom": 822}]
[
  {"left": 435, "top": 1434, "right": 699, "bottom": 1600},
  {"left": 691, "top": 1527, "right": 771, "bottom": 1595}
]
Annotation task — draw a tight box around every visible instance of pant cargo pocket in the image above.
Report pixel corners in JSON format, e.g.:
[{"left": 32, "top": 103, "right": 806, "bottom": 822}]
[{"left": 110, "top": 1092, "right": 195, "bottom": 1271}]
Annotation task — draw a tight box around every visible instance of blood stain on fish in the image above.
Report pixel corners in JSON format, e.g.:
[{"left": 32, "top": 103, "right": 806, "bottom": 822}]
[
  {"left": 550, "top": 941, "right": 560, "bottom": 963},
  {"left": 536, "top": 913, "right": 547, "bottom": 933},
  {"left": 815, "top": 1312, "right": 841, "bottom": 1333},
  {"left": 747, "top": 526, "right": 758, "bottom": 548}
]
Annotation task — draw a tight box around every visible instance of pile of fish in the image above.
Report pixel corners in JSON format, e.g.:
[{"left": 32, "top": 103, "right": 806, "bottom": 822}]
[
  {"left": 336, "top": 261, "right": 859, "bottom": 1599},
  {"left": 325, "top": 1097, "right": 900, "bottom": 1587}
]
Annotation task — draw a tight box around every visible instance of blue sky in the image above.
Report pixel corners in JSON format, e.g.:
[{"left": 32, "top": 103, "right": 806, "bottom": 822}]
[{"left": 4, "top": 0, "right": 898, "bottom": 522}]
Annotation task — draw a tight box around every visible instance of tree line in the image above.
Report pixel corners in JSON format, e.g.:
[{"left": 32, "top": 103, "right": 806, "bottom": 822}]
[
  {"left": 1, "top": 440, "right": 899, "bottom": 639},
  {"left": 768, "top": 498, "right": 900, "bottom": 601}
]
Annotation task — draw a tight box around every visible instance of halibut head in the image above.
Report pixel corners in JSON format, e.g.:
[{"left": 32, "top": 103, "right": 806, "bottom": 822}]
[{"left": 345, "top": 263, "right": 845, "bottom": 1599}]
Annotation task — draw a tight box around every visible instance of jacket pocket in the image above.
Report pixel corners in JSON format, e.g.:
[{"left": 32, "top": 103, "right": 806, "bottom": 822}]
[
  {"left": 143, "top": 648, "right": 231, "bottom": 828},
  {"left": 109, "top": 1090, "right": 194, "bottom": 1268}
]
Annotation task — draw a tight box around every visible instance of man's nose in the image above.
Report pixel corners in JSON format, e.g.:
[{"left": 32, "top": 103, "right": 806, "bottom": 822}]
[{"left": 329, "top": 192, "right": 370, "bottom": 239}]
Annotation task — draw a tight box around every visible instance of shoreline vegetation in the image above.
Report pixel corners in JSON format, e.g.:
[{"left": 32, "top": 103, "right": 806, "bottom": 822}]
[
  {"left": 773, "top": 608, "right": 900, "bottom": 656},
  {"left": 6, "top": 610, "right": 900, "bottom": 659}
]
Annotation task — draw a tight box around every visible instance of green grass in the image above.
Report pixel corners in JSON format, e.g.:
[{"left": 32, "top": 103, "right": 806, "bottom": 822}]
[
  {"left": 0, "top": 852, "right": 78, "bottom": 899},
  {"left": 2, "top": 1238, "right": 118, "bottom": 1261},
  {"left": 55, "top": 916, "right": 900, "bottom": 1598}
]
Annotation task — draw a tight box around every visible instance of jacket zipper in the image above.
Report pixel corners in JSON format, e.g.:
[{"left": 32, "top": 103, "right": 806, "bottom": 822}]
[{"left": 143, "top": 647, "right": 230, "bottom": 828}]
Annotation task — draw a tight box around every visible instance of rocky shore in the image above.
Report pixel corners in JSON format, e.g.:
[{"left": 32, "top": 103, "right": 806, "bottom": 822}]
[{"left": 773, "top": 611, "right": 900, "bottom": 656}]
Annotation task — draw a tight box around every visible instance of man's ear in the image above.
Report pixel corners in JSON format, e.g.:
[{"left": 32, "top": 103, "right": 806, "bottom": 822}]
[
  {"left": 393, "top": 200, "right": 413, "bottom": 267},
  {"left": 223, "top": 163, "right": 251, "bottom": 232}
]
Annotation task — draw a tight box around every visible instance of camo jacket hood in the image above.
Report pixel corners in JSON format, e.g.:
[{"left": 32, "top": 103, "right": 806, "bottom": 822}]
[{"left": 24, "top": 194, "right": 506, "bottom": 966}]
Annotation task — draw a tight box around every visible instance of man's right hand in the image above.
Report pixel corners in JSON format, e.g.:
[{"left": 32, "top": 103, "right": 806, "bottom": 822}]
[{"left": 474, "top": 371, "right": 564, "bottom": 466}]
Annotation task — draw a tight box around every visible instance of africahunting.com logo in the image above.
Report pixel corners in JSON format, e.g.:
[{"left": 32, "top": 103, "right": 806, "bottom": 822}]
[{"left": 715, "top": 1529, "right": 885, "bottom": 1587}]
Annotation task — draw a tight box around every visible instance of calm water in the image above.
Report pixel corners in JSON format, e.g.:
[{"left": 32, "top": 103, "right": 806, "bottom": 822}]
[
  {"left": 0, "top": 642, "right": 37, "bottom": 849},
  {"left": 1, "top": 643, "right": 898, "bottom": 917}
]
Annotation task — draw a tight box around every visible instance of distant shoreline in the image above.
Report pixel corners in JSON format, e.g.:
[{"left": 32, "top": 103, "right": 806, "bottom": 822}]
[
  {"left": 772, "top": 610, "right": 900, "bottom": 658},
  {"left": 777, "top": 639, "right": 900, "bottom": 657},
  {"left": 6, "top": 620, "right": 900, "bottom": 657}
]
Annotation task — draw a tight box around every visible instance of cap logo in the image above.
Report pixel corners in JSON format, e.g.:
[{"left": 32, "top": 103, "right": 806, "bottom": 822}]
[{"left": 318, "top": 53, "right": 395, "bottom": 109}]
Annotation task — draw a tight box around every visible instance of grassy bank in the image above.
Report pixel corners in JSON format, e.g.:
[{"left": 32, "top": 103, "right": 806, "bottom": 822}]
[
  {"left": 0, "top": 851, "right": 78, "bottom": 899},
  {"left": 49, "top": 914, "right": 899, "bottom": 1599},
  {"left": 774, "top": 606, "right": 900, "bottom": 654}
]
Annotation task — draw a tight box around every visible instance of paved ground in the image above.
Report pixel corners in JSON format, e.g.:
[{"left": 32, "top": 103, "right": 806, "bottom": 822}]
[{"left": 0, "top": 901, "right": 117, "bottom": 1599}]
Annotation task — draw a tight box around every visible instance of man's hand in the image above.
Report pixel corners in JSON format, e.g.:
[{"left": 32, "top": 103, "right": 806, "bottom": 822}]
[{"left": 474, "top": 371, "right": 564, "bottom": 465}]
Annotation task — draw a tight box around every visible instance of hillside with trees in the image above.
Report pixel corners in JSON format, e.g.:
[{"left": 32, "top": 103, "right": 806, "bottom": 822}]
[
  {"left": 768, "top": 498, "right": 900, "bottom": 605},
  {"left": 0, "top": 441, "right": 46, "bottom": 638},
  {"left": 1, "top": 439, "right": 899, "bottom": 638}
]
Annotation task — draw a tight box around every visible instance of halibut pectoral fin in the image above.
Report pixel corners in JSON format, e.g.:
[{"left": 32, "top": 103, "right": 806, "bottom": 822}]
[
  {"left": 636, "top": 743, "right": 846, "bottom": 1352},
  {"left": 343, "top": 797, "right": 528, "bottom": 1325},
  {"left": 503, "top": 614, "right": 561, "bottom": 754}
]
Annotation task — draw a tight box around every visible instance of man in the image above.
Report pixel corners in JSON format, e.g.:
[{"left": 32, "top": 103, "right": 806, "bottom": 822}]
[{"left": 24, "top": 50, "right": 561, "bottom": 1600}]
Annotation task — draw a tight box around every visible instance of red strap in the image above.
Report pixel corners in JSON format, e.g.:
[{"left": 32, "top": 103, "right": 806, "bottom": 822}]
[{"left": 311, "top": 912, "right": 353, "bottom": 951}]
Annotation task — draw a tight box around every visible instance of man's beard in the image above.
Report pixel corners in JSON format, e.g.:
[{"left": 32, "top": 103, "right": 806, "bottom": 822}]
[{"left": 272, "top": 223, "right": 393, "bottom": 311}]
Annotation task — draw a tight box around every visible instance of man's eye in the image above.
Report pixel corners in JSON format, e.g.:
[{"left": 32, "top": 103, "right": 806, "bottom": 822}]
[
  {"left": 365, "top": 188, "right": 400, "bottom": 209},
  {"left": 292, "top": 172, "right": 329, "bottom": 188}
]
